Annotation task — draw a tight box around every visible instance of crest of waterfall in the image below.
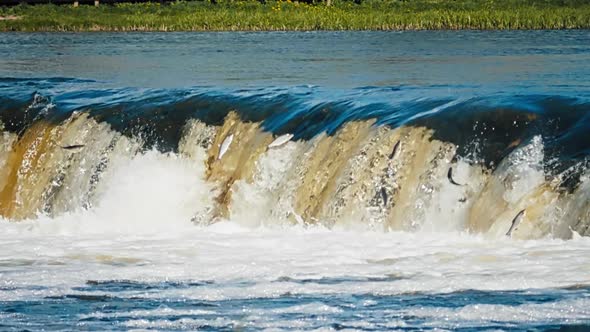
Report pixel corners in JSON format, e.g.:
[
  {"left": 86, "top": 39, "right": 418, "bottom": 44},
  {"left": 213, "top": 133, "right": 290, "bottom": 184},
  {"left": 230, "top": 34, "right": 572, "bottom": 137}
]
[{"left": 2, "top": 104, "right": 590, "bottom": 240}]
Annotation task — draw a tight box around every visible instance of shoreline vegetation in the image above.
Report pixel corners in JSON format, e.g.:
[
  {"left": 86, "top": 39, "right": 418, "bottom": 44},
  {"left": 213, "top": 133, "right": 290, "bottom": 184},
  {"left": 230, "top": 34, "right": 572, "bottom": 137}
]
[{"left": 1, "top": 0, "right": 590, "bottom": 31}]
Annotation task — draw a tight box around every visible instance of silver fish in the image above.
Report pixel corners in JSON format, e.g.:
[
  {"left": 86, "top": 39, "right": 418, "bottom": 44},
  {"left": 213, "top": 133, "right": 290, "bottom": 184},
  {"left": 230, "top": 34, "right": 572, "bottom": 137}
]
[
  {"left": 389, "top": 140, "right": 401, "bottom": 160},
  {"left": 506, "top": 209, "right": 526, "bottom": 237},
  {"left": 293, "top": 212, "right": 304, "bottom": 224},
  {"left": 380, "top": 187, "right": 388, "bottom": 206},
  {"left": 218, "top": 134, "right": 233, "bottom": 160},
  {"left": 61, "top": 144, "right": 85, "bottom": 151},
  {"left": 447, "top": 166, "right": 463, "bottom": 186},
  {"left": 268, "top": 133, "right": 293, "bottom": 149}
]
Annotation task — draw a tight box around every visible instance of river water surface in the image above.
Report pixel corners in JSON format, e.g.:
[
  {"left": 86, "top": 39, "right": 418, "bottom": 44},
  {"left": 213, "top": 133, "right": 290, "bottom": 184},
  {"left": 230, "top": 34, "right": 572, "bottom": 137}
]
[{"left": 1, "top": 31, "right": 590, "bottom": 331}]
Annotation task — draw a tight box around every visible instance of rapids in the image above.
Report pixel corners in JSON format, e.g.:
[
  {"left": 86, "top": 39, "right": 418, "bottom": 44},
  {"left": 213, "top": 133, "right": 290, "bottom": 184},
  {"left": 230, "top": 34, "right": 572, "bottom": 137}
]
[
  {"left": 1, "top": 30, "right": 590, "bottom": 330},
  {"left": 1, "top": 87, "right": 590, "bottom": 239}
]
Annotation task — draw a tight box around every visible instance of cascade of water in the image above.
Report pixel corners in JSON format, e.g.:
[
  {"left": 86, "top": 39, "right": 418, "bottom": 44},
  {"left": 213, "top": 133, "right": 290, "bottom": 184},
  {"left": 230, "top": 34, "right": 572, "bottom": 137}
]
[{"left": 2, "top": 107, "right": 589, "bottom": 239}]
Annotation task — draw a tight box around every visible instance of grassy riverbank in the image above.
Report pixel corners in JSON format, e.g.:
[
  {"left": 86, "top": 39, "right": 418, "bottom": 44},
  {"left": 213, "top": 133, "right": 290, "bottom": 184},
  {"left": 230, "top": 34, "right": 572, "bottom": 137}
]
[{"left": 1, "top": 0, "right": 589, "bottom": 31}]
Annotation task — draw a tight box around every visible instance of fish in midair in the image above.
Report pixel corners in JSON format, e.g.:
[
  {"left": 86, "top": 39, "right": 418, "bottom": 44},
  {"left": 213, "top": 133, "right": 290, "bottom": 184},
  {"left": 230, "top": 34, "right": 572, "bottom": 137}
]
[
  {"left": 506, "top": 209, "right": 526, "bottom": 237},
  {"left": 380, "top": 187, "right": 388, "bottom": 206},
  {"left": 61, "top": 144, "right": 85, "bottom": 151},
  {"left": 218, "top": 134, "right": 233, "bottom": 160},
  {"left": 268, "top": 133, "right": 293, "bottom": 149},
  {"left": 293, "top": 212, "right": 304, "bottom": 224},
  {"left": 447, "top": 166, "right": 463, "bottom": 186},
  {"left": 389, "top": 140, "right": 401, "bottom": 160}
]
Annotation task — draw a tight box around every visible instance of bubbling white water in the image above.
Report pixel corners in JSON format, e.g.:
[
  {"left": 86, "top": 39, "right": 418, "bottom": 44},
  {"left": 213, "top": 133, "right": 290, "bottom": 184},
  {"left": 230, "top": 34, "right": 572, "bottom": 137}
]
[
  {"left": 1, "top": 148, "right": 590, "bottom": 330},
  {"left": 0, "top": 150, "right": 213, "bottom": 236},
  {"left": 0, "top": 149, "right": 589, "bottom": 294}
]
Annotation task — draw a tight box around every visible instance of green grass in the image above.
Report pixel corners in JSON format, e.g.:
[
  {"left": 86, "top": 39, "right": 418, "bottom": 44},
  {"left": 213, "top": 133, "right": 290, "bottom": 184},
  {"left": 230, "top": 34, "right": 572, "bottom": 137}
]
[{"left": 1, "top": 0, "right": 589, "bottom": 31}]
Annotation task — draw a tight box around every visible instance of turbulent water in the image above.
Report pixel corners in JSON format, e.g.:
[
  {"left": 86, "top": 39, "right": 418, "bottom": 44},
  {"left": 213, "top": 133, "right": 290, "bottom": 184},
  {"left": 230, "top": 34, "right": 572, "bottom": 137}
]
[{"left": 1, "top": 31, "right": 590, "bottom": 331}]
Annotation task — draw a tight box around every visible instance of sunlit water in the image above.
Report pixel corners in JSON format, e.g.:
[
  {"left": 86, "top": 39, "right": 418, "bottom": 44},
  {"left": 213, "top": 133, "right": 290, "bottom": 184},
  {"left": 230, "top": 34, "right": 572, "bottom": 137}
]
[
  {"left": 1, "top": 31, "right": 590, "bottom": 331},
  {"left": 2, "top": 151, "right": 590, "bottom": 331}
]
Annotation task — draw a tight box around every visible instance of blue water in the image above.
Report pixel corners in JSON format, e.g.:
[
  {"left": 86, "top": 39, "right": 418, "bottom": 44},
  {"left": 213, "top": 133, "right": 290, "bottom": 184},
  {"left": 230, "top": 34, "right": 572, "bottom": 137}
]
[
  {"left": 1, "top": 31, "right": 590, "bottom": 331},
  {"left": 2, "top": 31, "right": 590, "bottom": 159},
  {"left": 2, "top": 285, "right": 589, "bottom": 331},
  {"left": 1, "top": 31, "right": 589, "bottom": 92}
]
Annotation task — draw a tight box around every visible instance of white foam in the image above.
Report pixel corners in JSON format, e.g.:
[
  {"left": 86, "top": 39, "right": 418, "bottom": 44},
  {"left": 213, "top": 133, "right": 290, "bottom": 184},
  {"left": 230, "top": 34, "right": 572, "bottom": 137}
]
[
  {"left": 0, "top": 149, "right": 589, "bottom": 327},
  {"left": 270, "top": 303, "right": 343, "bottom": 314},
  {"left": 123, "top": 317, "right": 231, "bottom": 329},
  {"left": 79, "top": 308, "right": 216, "bottom": 320},
  {"left": 0, "top": 150, "right": 214, "bottom": 236},
  {"left": 401, "top": 298, "right": 590, "bottom": 328}
]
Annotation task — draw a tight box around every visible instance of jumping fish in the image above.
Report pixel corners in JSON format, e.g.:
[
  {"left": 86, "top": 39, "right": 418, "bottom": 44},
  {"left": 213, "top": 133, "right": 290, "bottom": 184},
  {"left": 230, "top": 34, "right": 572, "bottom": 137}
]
[
  {"left": 218, "top": 134, "right": 233, "bottom": 160},
  {"left": 447, "top": 166, "right": 463, "bottom": 186},
  {"left": 293, "top": 212, "right": 304, "bottom": 224},
  {"left": 388, "top": 140, "right": 401, "bottom": 160},
  {"left": 506, "top": 209, "right": 526, "bottom": 237},
  {"left": 61, "top": 144, "right": 85, "bottom": 151},
  {"left": 268, "top": 133, "right": 294, "bottom": 149},
  {"left": 380, "top": 187, "right": 388, "bottom": 206}
]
